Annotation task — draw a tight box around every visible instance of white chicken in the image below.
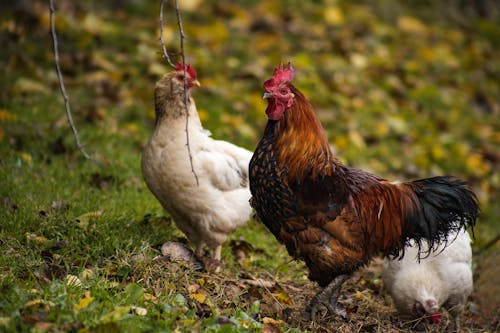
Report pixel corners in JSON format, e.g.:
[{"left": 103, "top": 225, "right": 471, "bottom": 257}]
[
  {"left": 382, "top": 229, "right": 473, "bottom": 331},
  {"left": 141, "top": 63, "right": 253, "bottom": 269}
]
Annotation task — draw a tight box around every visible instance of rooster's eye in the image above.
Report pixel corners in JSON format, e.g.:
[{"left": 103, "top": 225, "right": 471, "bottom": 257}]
[
  {"left": 280, "top": 89, "right": 288, "bottom": 95},
  {"left": 176, "top": 75, "right": 185, "bottom": 81}
]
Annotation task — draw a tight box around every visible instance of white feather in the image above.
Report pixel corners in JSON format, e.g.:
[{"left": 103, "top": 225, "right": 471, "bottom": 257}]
[{"left": 142, "top": 75, "right": 252, "bottom": 259}]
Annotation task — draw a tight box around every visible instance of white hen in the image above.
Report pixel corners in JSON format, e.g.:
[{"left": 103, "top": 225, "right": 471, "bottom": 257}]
[
  {"left": 141, "top": 63, "right": 253, "bottom": 268},
  {"left": 382, "top": 229, "right": 473, "bottom": 331}
]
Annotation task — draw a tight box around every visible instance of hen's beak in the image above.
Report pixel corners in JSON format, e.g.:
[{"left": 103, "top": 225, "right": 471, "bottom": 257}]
[
  {"left": 192, "top": 79, "right": 201, "bottom": 87},
  {"left": 262, "top": 92, "right": 273, "bottom": 99}
]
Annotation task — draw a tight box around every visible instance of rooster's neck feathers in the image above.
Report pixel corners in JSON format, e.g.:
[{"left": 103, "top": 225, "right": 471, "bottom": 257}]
[{"left": 271, "top": 85, "right": 337, "bottom": 180}]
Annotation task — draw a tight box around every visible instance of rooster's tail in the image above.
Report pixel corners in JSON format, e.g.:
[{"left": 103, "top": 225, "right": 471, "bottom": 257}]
[{"left": 398, "top": 176, "right": 479, "bottom": 257}]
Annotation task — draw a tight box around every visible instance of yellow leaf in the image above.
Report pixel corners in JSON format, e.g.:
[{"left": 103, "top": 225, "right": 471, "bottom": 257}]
[
  {"left": 324, "top": 6, "right": 344, "bottom": 25},
  {"left": 350, "top": 53, "right": 367, "bottom": 69},
  {"left": 124, "top": 123, "right": 138, "bottom": 133},
  {"left": 26, "top": 233, "right": 48, "bottom": 245},
  {"left": 374, "top": 123, "right": 389, "bottom": 137},
  {"left": 82, "top": 13, "right": 116, "bottom": 35},
  {"left": 19, "top": 152, "right": 32, "bottom": 165},
  {"left": 333, "top": 135, "right": 348, "bottom": 150},
  {"left": 262, "top": 317, "right": 284, "bottom": 325},
  {"left": 79, "top": 268, "right": 95, "bottom": 281},
  {"left": 179, "top": 0, "right": 202, "bottom": 11},
  {"left": 0, "top": 109, "right": 16, "bottom": 122},
  {"left": 355, "top": 291, "right": 363, "bottom": 299},
  {"left": 24, "top": 299, "right": 54, "bottom": 310},
  {"left": 431, "top": 145, "right": 445, "bottom": 160},
  {"left": 84, "top": 71, "right": 109, "bottom": 84},
  {"left": 14, "top": 78, "right": 49, "bottom": 94},
  {"left": 466, "top": 153, "right": 490, "bottom": 176},
  {"left": 397, "top": 16, "right": 427, "bottom": 34},
  {"left": 149, "top": 62, "right": 167, "bottom": 77},
  {"left": 271, "top": 290, "right": 293, "bottom": 305},
  {"left": 349, "top": 130, "right": 366, "bottom": 148},
  {"left": 76, "top": 210, "right": 104, "bottom": 229},
  {"left": 0, "top": 316, "right": 10, "bottom": 327},
  {"left": 144, "top": 293, "right": 158, "bottom": 303},
  {"left": 198, "top": 108, "right": 209, "bottom": 122},
  {"left": 189, "top": 293, "right": 206, "bottom": 304},
  {"left": 99, "top": 306, "right": 130, "bottom": 323},
  {"left": 74, "top": 295, "right": 94, "bottom": 311}
]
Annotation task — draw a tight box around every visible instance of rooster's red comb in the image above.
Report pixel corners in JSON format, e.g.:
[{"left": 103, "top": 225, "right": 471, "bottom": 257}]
[
  {"left": 263, "top": 62, "right": 295, "bottom": 91},
  {"left": 175, "top": 62, "right": 197, "bottom": 80}
]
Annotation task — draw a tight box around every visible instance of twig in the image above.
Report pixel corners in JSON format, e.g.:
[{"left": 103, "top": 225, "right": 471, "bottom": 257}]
[
  {"left": 49, "top": 0, "right": 91, "bottom": 160},
  {"left": 159, "top": 0, "right": 175, "bottom": 67},
  {"left": 174, "top": 0, "right": 199, "bottom": 186}
]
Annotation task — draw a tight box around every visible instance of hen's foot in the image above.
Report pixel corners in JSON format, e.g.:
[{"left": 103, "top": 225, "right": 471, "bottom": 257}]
[{"left": 200, "top": 257, "right": 222, "bottom": 272}]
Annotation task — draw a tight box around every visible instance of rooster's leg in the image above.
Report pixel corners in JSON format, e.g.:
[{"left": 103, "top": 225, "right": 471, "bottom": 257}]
[{"left": 309, "top": 275, "right": 349, "bottom": 321}]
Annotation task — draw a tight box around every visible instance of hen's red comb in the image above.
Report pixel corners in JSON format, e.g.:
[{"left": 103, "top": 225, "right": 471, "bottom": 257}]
[
  {"left": 263, "top": 62, "right": 295, "bottom": 91},
  {"left": 175, "top": 62, "right": 197, "bottom": 80}
]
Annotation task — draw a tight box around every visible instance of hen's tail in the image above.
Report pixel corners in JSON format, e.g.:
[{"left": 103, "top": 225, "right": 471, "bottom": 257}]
[{"left": 398, "top": 176, "right": 479, "bottom": 257}]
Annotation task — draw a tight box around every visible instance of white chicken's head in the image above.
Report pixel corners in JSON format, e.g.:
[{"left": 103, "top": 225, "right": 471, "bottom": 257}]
[
  {"left": 154, "top": 63, "right": 200, "bottom": 119},
  {"left": 412, "top": 298, "right": 442, "bottom": 324},
  {"left": 156, "top": 62, "right": 200, "bottom": 95}
]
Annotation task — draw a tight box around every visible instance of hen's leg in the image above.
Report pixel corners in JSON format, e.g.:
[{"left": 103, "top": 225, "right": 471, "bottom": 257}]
[
  {"left": 445, "top": 298, "right": 464, "bottom": 332},
  {"left": 195, "top": 243, "right": 204, "bottom": 258},
  {"left": 213, "top": 245, "right": 222, "bottom": 273},
  {"left": 214, "top": 245, "right": 222, "bottom": 261},
  {"left": 309, "top": 275, "right": 349, "bottom": 321}
]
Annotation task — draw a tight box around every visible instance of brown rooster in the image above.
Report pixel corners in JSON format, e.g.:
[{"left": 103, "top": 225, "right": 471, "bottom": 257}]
[{"left": 249, "top": 62, "right": 479, "bottom": 321}]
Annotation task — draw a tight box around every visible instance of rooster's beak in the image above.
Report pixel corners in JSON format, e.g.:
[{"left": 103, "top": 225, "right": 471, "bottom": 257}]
[
  {"left": 192, "top": 79, "right": 201, "bottom": 87},
  {"left": 262, "top": 92, "right": 273, "bottom": 99}
]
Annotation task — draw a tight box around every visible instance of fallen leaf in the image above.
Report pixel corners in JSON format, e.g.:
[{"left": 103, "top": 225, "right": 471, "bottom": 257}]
[
  {"left": 262, "top": 322, "right": 283, "bottom": 333},
  {"left": 66, "top": 275, "right": 82, "bottom": 287},
  {"left": 263, "top": 317, "right": 284, "bottom": 325},
  {"left": 0, "top": 109, "right": 16, "bottom": 122},
  {"left": 24, "top": 299, "right": 54, "bottom": 311},
  {"left": 131, "top": 306, "right": 147, "bottom": 316},
  {"left": 397, "top": 16, "right": 427, "bottom": 34},
  {"left": 0, "top": 316, "right": 10, "bottom": 327},
  {"left": 76, "top": 210, "right": 104, "bottom": 229},
  {"left": 324, "top": 6, "right": 344, "bottom": 25},
  {"left": 14, "top": 78, "right": 49, "bottom": 94},
  {"left": 189, "top": 292, "right": 206, "bottom": 304},
  {"left": 271, "top": 290, "right": 293, "bottom": 305},
  {"left": 99, "top": 306, "right": 130, "bottom": 324},
  {"left": 74, "top": 294, "right": 94, "bottom": 312},
  {"left": 144, "top": 293, "right": 158, "bottom": 303},
  {"left": 241, "top": 278, "right": 275, "bottom": 289}
]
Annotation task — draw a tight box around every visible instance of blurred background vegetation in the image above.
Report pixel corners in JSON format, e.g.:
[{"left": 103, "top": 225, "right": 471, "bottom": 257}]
[
  {"left": 2, "top": 0, "right": 497, "bottom": 239},
  {"left": 0, "top": 0, "right": 498, "bottom": 332}
]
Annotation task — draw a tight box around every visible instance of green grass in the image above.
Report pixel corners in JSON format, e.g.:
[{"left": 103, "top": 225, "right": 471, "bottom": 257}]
[{"left": 1, "top": 1, "right": 499, "bottom": 332}]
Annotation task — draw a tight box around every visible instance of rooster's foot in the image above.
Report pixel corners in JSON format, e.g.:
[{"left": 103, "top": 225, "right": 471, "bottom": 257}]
[{"left": 308, "top": 275, "right": 349, "bottom": 321}]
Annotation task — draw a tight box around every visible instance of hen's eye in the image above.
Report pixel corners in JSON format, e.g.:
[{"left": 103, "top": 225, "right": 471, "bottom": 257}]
[
  {"left": 176, "top": 75, "right": 185, "bottom": 81},
  {"left": 280, "top": 89, "right": 288, "bottom": 95}
]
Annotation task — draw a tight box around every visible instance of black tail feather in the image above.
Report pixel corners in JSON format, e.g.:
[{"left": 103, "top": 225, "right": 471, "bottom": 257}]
[{"left": 397, "top": 176, "right": 479, "bottom": 258}]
